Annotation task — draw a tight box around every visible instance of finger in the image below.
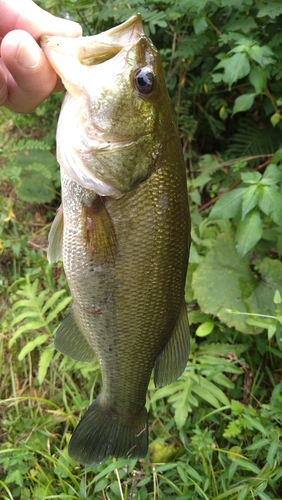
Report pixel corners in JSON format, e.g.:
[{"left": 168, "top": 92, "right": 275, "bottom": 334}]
[
  {"left": 0, "top": 63, "right": 9, "bottom": 105},
  {"left": 1, "top": 30, "right": 58, "bottom": 113},
  {"left": 0, "top": 0, "right": 82, "bottom": 40}
]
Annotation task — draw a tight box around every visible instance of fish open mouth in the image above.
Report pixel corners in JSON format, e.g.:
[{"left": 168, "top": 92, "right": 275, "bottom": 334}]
[
  {"left": 77, "top": 14, "right": 144, "bottom": 65},
  {"left": 40, "top": 14, "right": 144, "bottom": 71}
]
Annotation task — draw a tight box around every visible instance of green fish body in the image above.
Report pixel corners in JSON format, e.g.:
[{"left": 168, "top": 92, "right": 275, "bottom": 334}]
[{"left": 40, "top": 14, "right": 190, "bottom": 466}]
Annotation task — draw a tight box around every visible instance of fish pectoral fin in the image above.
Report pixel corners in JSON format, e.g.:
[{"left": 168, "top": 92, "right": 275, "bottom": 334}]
[
  {"left": 154, "top": 300, "right": 190, "bottom": 388},
  {"left": 47, "top": 205, "right": 64, "bottom": 263},
  {"left": 68, "top": 397, "right": 148, "bottom": 466},
  {"left": 54, "top": 307, "right": 96, "bottom": 363},
  {"left": 82, "top": 196, "right": 117, "bottom": 263}
]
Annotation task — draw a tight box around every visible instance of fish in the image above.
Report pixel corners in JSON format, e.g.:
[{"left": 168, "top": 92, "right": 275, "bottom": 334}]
[{"left": 40, "top": 14, "right": 190, "bottom": 466}]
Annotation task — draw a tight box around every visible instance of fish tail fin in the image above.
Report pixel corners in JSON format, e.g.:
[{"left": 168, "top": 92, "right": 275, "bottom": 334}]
[{"left": 68, "top": 397, "right": 148, "bottom": 466}]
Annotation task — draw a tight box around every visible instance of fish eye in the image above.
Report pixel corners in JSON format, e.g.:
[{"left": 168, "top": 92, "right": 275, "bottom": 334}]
[{"left": 134, "top": 67, "right": 154, "bottom": 94}]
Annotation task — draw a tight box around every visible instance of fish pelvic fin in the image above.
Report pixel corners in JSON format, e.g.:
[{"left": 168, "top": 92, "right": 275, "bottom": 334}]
[
  {"left": 82, "top": 196, "right": 117, "bottom": 263},
  {"left": 68, "top": 397, "right": 148, "bottom": 466},
  {"left": 47, "top": 204, "right": 64, "bottom": 263},
  {"left": 54, "top": 307, "right": 96, "bottom": 363},
  {"left": 154, "top": 300, "right": 190, "bottom": 388}
]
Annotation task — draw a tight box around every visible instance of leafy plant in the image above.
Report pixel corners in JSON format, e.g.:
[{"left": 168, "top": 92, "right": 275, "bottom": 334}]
[
  {"left": 6, "top": 265, "right": 71, "bottom": 384},
  {"left": 209, "top": 159, "right": 282, "bottom": 255}
]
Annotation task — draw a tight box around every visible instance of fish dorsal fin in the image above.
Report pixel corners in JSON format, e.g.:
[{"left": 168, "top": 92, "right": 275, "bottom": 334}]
[
  {"left": 47, "top": 205, "right": 64, "bottom": 263},
  {"left": 154, "top": 300, "right": 190, "bottom": 388},
  {"left": 82, "top": 196, "right": 117, "bottom": 263},
  {"left": 54, "top": 307, "right": 96, "bottom": 363}
]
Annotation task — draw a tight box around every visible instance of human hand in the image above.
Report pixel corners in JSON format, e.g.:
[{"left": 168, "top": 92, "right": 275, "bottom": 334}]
[{"left": 0, "top": 0, "right": 82, "bottom": 113}]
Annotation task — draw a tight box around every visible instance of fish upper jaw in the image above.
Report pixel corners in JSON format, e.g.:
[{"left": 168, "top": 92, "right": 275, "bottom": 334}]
[{"left": 40, "top": 14, "right": 144, "bottom": 97}]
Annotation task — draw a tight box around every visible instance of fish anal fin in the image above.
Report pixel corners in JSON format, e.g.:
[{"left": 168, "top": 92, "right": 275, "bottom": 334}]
[
  {"left": 47, "top": 205, "right": 64, "bottom": 263},
  {"left": 82, "top": 197, "right": 117, "bottom": 262},
  {"left": 54, "top": 307, "right": 96, "bottom": 363},
  {"left": 68, "top": 397, "right": 148, "bottom": 466},
  {"left": 154, "top": 300, "right": 190, "bottom": 388}
]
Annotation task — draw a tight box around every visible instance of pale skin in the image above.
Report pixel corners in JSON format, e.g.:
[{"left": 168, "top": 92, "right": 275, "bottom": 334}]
[{"left": 0, "top": 0, "right": 82, "bottom": 113}]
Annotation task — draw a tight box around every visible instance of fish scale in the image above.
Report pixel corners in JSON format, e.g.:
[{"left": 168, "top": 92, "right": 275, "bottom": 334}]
[{"left": 40, "top": 13, "right": 190, "bottom": 466}]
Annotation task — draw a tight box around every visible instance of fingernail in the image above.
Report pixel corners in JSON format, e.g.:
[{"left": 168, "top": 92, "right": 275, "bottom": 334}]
[{"left": 16, "top": 42, "right": 40, "bottom": 68}]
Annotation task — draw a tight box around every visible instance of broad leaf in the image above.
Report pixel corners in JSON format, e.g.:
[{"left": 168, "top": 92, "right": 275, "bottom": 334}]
[
  {"left": 259, "top": 186, "right": 282, "bottom": 226},
  {"left": 257, "top": 2, "right": 282, "bottom": 19},
  {"left": 193, "top": 16, "right": 208, "bottom": 35},
  {"left": 209, "top": 188, "right": 245, "bottom": 219},
  {"left": 223, "top": 53, "right": 250, "bottom": 87},
  {"left": 214, "top": 52, "right": 251, "bottom": 88},
  {"left": 270, "top": 112, "right": 280, "bottom": 127},
  {"left": 241, "top": 185, "right": 261, "bottom": 219},
  {"left": 261, "top": 163, "right": 282, "bottom": 185},
  {"left": 241, "top": 171, "right": 262, "bottom": 184},
  {"left": 249, "top": 66, "right": 267, "bottom": 93},
  {"left": 233, "top": 93, "right": 256, "bottom": 114},
  {"left": 235, "top": 208, "right": 263, "bottom": 256},
  {"left": 192, "top": 230, "right": 282, "bottom": 333}
]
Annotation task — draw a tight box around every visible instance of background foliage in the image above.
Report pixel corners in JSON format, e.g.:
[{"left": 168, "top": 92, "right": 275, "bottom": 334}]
[{"left": 1, "top": 0, "right": 282, "bottom": 498}]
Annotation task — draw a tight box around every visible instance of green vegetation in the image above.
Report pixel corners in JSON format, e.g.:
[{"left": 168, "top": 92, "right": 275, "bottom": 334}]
[{"left": 1, "top": 0, "right": 282, "bottom": 498}]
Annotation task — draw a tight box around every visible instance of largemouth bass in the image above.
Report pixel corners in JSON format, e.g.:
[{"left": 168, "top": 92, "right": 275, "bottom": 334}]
[{"left": 40, "top": 14, "right": 190, "bottom": 466}]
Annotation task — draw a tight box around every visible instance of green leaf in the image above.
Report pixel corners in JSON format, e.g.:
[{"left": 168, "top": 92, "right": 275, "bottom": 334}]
[
  {"left": 45, "top": 296, "right": 72, "bottom": 324},
  {"left": 18, "top": 334, "right": 49, "bottom": 360},
  {"left": 233, "top": 458, "right": 261, "bottom": 474},
  {"left": 242, "top": 413, "right": 268, "bottom": 436},
  {"left": 249, "top": 66, "right": 267, "bottom": 93},
  {"left": 241, "top": 185, "right": 261, "bottom": 219},
  {"left": 41, "top": 289, "right": 68, "bottom": 315},
  {"left": 270, "top": 112, "right": 280, "bottom": 127},
  {"left": 193, "top": 230, "right": 255, "bottom": 333},
  {"left": 233, "top": 93, "right": 256, "bottom": 114},
  {"left": 224, "top": 420, "right": 241, "bottom": 438},
  {"left": 193, "top": 16, "right": 208, "bottom": 35},
  {"left": 185, "top": 465, "right": 203, "bottom": 483},
  {"left": 94, "top": 479, "right": 109, "bottom": 493},
  {"left": 235, "top": 209, "right": 263, "bottom": 256},
  {"left": 274, "top": 289, "right": 282, "bottom": 304},
  {"left": 6, "top": 469, "right": 24, "bottom": 486},
  {"left": 257, "top": 3, "right": 282, "bottom": 19},
  {"left": 272, "top": 149, "right": 282, "bottom": 165},
  {"left": 257, "top": 493, "right": 273, "bottom": 500},
  {"left": 259, "top": 186, "right": 282, "bottom": 225},
  {"left": 209, "top": 188, "right": 245, "bottom": 220},
  {"left": 192, "top": 230, "right": 282, "bottom": 333},
  {"left": 38, "top": 344, "right": 55, "bottom": 384},
  {"left": 196, "top": 321, "right": 215, "bottom": 337},
  {"left": 245, "top": 438, "right": 270, "bottom": 451},
  {"left": 192, "top": 375, "right": 229, "bottom": 407},
  {"left": 248, "top": 44, "right": 263, "bottom": 61},
  {"left": 261, "top": 163, "right": 282, "bottom": 184},
  {"left": 253, "top": 258, "right": 282, "bottom": 314},
  {"left": 9, "top": 321, "right": 46, "bottom": 347},
  {"left": 223, "top": 53, "right": 250, "bottom": 87},
  {"left": 266, "top": 440, "right": 279, "bottom": 467},
  {"left": 237, "top": 486, "right": 249, "bottom": 500},
  {"left": 241, "top": 171, "right": 262, "bottom": 184}
]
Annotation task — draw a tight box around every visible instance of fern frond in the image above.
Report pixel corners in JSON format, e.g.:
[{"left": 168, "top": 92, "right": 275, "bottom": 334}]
[
  {"left": 226, "top": 118, "right": 282, "bottom": 161},
  {"left": 24, "top": 163, "right": 53, "bottom": 180},
  {"left": 18, "top": 334, "right": 50, "bottom": 360},
  {"left": 41, "top": 289, "right": 68, "bottom": 315},
  {"left": 8, "top": 273, "right": 71, "bottom": 371}
]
